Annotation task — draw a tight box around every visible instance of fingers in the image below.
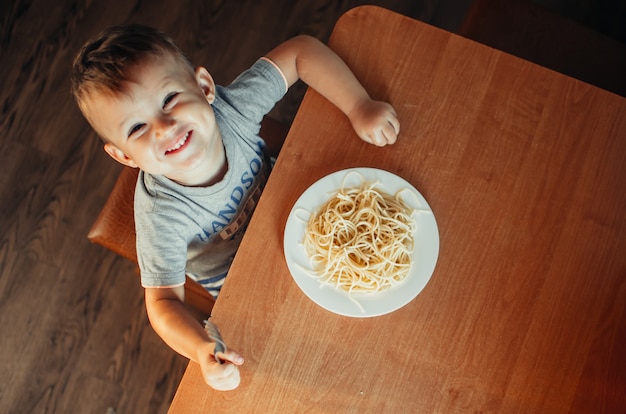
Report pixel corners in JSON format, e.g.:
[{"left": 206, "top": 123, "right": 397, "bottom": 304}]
[
  {"left": 367, "top": 117, "right": 400, "bottom": 146},
  {"left": 388, "top": 111, "right": 401, "bottom": 136},
  {"left": 217, "top": 349, "right": 245, "bottom": 366},
  {"left": 355, "top": 101, "right": 400, "bottom": 147},
  {"left": 206, "top": 361, "right": 241, "bottom": 391},
  {"left": 381, "top": 117, "right": 400, "bottom": 145},
  {"left": 382, "top": 107, "right": 400, "bottom": 145},
  {"left": 202, "top": 349, "right": 245, "bottom": 391}
]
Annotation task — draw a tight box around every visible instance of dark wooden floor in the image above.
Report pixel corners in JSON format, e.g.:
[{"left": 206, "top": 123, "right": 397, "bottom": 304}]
[{"left": 1, "top": 0, "right": 623, "bottom": 413}]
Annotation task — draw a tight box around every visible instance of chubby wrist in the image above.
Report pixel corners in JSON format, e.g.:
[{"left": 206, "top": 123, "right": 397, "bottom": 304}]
[
  {"left": 347, "top": 97, "right": 372, "bottom": 121},
  {"left": 195, "top": 340, "right": 215, "bottom": 362}
]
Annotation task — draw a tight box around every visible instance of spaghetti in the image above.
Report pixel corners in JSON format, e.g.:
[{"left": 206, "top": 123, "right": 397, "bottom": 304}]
[{"left": 302, "top": 177, "right": 416, "bottom": 297}]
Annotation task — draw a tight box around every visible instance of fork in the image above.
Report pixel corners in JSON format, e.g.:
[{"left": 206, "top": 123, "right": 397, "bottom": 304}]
[{"left": 204, "top": 319, "right": 227, "bottom": 364}]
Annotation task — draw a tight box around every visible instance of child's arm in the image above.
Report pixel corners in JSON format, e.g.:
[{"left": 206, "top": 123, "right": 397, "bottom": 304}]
[
  {"left": 265, "top": 35, "right": 400, "bottom": 147},
  {"left": 144, "top": 286, "right": 244, "bottom": 391}
]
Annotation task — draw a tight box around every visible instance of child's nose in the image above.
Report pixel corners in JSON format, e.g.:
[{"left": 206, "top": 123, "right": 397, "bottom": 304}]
[{"left": 153, "top": 115, "right": 176, "bottom": 138}]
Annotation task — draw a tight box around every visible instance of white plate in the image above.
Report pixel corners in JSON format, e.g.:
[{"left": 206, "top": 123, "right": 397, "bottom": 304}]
[{"left": 283, "top": 167, "right": 439, "bottom": 317}]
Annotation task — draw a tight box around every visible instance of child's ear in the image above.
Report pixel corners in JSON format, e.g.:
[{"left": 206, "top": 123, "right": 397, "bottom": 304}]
[
  {"left": 195, "top": 66, "right": 216, "bottom": 104},
  {"left": 104, "top": 143, "right": 138, "bottom": 168}
]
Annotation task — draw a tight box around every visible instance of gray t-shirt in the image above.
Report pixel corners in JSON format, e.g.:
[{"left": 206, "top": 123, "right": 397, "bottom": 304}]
[{"left": 134, "top": 58, "right": 287, "bottom": 296}]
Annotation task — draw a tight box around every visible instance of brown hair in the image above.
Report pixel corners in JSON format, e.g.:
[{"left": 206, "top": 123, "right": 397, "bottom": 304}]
[{"left": 71, "top": 24, "right": 194, "bottom": 110}]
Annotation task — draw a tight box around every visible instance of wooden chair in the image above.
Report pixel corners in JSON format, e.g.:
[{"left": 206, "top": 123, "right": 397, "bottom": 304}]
[{"left": 88, "top": 116, "right": 290, "bottom": 317}]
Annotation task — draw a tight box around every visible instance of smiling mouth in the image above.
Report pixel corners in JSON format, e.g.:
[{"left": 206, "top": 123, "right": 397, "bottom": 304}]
[{"left": 165, "top": 131, "right": 191, "bottom": 155}]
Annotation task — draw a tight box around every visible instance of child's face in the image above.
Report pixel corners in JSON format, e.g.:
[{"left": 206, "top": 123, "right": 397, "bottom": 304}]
[{"left": 83, "top": 55, "right": 225, "bottom": 186}]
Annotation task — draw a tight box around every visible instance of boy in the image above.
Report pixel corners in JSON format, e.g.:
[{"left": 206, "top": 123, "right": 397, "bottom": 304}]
[{"left": 71, "top": 24, "right": 399, "bottom": 391}]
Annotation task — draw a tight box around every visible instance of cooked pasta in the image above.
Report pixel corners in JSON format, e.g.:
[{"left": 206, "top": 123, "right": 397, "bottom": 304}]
[{"left": 302, "top": 178, "right": 416, "bottom": 297}]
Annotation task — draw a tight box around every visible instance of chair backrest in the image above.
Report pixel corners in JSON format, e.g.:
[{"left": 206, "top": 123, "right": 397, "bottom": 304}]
[{"left": 88, "top": 166, "right": 138, "bottom": 262}]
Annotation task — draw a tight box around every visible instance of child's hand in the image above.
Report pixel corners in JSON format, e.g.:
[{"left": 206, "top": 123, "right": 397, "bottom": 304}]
[
  {"left": 348, "top": 99, "right": 400, "bottom": 147},
  {"left": 198, "top": 343, "right": 244, "bottom": 391}
]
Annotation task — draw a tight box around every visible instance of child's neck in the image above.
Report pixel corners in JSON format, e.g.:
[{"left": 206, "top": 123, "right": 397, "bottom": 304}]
[
  {"left": 178, "top": 155, "right": 228, "bottom": 188},
  {"left": 203, "top": 157, "right": 228, "bottom": 187}
]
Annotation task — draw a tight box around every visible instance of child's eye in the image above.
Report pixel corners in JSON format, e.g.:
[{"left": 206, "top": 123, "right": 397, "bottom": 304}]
[
  {"left": 128, "top": 123, "right": 145, "bottom": 138},
  {"left": 163, "top": 92, "right": 179, "bottom": 109}
]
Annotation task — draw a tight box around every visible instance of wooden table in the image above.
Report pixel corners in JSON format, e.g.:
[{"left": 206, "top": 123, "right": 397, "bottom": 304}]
[{"left": 169, "top": 6, "right": 626, "bottom": 413}]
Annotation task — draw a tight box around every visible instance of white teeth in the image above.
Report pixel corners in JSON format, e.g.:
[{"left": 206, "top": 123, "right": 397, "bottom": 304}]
[{"left": 166, "top": 131, "right": 189, "bottom": 153}]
